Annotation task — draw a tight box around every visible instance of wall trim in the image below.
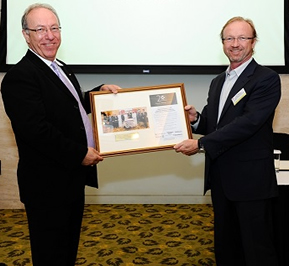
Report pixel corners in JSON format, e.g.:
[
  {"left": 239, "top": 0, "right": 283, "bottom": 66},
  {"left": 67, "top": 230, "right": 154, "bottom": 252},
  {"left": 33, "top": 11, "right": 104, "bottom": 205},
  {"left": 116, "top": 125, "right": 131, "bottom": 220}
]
[{"left": 85, "top": 195, "right": 212, "bottom": 205}]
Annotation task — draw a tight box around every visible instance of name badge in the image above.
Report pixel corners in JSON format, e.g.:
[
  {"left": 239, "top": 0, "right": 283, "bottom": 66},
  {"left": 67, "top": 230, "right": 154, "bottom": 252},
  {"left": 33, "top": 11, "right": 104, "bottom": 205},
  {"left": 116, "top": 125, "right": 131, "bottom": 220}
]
[{"left": 232, "top": 88, "right": 246, "bottom": 106}]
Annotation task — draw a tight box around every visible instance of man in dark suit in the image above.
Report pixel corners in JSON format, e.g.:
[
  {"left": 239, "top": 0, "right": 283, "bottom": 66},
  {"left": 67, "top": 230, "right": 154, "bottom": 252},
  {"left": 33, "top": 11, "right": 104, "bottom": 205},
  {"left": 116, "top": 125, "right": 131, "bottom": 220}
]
[
  {"left": 1, "top": 3, "right": 120, "bottom": 266},
  {"left": 174, "top": 17, "right": 281, "bottom": 265}
]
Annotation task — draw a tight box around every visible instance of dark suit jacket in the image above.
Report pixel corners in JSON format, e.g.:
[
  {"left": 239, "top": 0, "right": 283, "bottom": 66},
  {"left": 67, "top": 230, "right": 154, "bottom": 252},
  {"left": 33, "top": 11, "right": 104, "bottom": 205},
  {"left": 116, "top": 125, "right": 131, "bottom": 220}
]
[
  {"left": 194, "top": 59, "right": 281, "bottom": 201},
  {"left": 1, "top": 50, "right": 100, "bottom": 207}
]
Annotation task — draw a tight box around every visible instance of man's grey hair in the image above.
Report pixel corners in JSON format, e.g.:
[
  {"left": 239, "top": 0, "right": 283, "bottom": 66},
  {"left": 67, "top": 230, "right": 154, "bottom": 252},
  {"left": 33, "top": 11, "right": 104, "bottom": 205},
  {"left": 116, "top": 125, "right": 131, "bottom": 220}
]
[{"left": 21, "top": 3, "right": 60, "bottom": 30}]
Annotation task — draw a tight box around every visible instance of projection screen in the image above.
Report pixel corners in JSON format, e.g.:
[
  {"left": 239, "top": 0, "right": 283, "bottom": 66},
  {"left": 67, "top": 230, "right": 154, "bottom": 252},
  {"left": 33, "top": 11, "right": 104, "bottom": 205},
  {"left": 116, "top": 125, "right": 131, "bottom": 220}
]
[{"left": 0, "top": 0, "right": 288, "bottom": 74}]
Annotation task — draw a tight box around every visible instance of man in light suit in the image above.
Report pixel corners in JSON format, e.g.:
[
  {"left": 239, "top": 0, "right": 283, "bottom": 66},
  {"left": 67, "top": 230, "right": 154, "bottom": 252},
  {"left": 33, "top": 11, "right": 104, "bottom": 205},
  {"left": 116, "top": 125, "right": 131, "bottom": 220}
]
[
  {"left": 174, "top": 17, "right": 281, "bottom": 265},
  {"left": 1, "top": 3, "right": 120, "bottom": 266}
]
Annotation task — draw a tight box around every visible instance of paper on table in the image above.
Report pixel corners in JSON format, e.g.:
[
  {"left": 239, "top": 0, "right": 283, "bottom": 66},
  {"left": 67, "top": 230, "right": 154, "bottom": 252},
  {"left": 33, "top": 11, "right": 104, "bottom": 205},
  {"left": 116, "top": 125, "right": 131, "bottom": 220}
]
[
  {"left": 276, "top": 171, "right": 289, "bottom": 185},
  {"left": 280, "top": 160, "right": 289, "bottom": 170}
]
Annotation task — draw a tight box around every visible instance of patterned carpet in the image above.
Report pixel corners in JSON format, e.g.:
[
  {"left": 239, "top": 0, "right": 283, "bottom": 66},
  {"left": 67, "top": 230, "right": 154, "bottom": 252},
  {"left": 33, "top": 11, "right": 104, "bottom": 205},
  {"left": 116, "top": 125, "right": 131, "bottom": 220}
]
[{"left": 0, "top": 204, "right": 215, "bottom": 266}]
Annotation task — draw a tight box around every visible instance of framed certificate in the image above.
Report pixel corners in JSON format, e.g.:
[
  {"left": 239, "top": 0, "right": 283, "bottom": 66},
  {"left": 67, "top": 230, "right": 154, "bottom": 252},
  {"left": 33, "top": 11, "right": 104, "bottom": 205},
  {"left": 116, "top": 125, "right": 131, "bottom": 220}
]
[{"left": 90, "top": 83, "right": 192, "bottom": 157}]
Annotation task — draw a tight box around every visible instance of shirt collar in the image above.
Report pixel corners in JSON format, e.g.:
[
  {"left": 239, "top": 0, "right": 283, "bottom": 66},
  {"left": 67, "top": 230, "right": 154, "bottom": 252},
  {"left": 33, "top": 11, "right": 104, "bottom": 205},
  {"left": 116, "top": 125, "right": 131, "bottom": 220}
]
[
  {"left": 226, "top": 57, "right": 253, "bottom": 77},
  {"left": 29, "top": 48, "right": 63, "bottom": 67}
]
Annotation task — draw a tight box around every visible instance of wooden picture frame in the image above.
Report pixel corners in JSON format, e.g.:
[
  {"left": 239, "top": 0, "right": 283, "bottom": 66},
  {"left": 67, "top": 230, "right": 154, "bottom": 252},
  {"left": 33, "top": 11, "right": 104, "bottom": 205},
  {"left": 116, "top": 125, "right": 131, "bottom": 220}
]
[{"left": 90, "top": 83, "right": 192, "bottom": 157}]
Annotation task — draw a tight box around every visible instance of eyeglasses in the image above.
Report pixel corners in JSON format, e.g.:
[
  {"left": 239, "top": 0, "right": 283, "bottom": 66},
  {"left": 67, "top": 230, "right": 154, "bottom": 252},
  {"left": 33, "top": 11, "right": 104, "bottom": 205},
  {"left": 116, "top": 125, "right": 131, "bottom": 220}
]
[
  {"left": 25, "top": 26, "right": 61, "bottom": 36},
  {"left": 222, "top": 36, "right": 255, "bottom": 43}
]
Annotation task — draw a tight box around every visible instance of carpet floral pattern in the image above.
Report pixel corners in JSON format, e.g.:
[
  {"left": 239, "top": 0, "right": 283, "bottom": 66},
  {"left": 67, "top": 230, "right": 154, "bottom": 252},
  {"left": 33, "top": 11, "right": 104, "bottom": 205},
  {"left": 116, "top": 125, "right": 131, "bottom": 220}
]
[{"left": 0, "top": 204, "right": 215, "bottom": 266}]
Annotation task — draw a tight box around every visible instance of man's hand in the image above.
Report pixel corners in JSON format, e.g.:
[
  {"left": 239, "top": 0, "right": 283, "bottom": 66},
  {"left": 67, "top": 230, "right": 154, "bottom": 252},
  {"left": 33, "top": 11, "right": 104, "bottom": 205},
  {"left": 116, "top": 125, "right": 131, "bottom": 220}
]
[
  {"left": 174, "top": 139, "right": 199, "bottom": 156},
  {"left": 185, "top": 105, "right": 198, "bottom": 123},
  {"left": 100, "top": 84, "right": 121, "bottom": 94},
  {"left": 81, "top": 147, "right": 103, "bottom": 166}
]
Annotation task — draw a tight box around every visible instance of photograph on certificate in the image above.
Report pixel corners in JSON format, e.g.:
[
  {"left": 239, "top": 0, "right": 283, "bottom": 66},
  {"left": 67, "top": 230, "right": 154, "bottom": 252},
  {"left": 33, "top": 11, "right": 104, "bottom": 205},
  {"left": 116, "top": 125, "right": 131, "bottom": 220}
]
[
  {"left": 90, "top": 83, "right": 192, "bottom": 157},
  {"left": 100, "top": 107, "right": 149, "bottom": 134}
]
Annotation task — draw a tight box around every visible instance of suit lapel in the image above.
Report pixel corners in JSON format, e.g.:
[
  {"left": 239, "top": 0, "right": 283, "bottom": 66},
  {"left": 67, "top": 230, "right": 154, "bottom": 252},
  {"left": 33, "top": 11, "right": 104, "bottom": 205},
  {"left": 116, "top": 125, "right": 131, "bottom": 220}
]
[
  {"left": 57, "top": 61, "right": 84, "bottom": 102},
  {"left": 218, "top": 60, "right": 257, "bottom": 123},
  {"left": 25, "top": 50, "right": 82, "bottom": 101},
  {"left": 211, "top": 73, "right": 226, "bottom": 124},
  {"left": 50, "top": 69, "right": 76, "bottom": 99}
]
